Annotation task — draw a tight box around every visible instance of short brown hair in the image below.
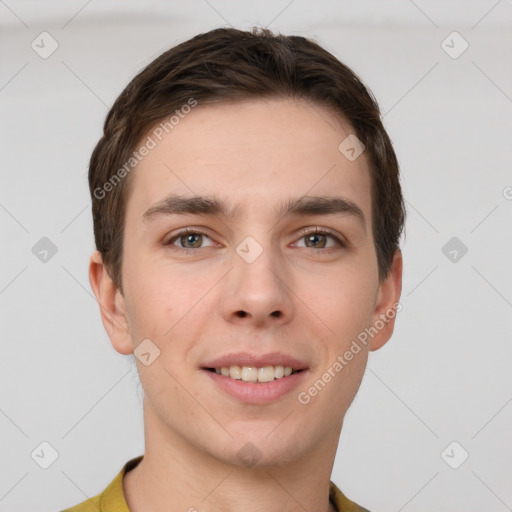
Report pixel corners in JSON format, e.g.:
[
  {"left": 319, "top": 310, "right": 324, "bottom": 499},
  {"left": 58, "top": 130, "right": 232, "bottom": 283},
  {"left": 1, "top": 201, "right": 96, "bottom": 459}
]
[{"left": 89, "top": 27, "right": 405, "bottom": 290}]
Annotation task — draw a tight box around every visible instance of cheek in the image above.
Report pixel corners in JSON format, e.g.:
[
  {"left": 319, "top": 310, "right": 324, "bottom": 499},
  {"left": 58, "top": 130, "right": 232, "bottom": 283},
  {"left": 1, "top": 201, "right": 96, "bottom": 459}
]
[
  {"left": 122, "top": 258, "right": 214, "bottom": 347},
  {"left": 309, "top": 264, "right": 377, "bottom": 412},
  {"left": 122, "top": 263, "right": 175, "bottom": 341},
  {"left": 311, "top": 266, "right": 378, "bottom": 342}
]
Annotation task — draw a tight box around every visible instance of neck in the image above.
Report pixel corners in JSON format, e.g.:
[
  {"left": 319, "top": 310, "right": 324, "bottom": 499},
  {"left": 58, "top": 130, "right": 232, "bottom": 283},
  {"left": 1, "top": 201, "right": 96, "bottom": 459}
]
[{"left": 123, "top": 400, "right": 341, "bottom": 512}]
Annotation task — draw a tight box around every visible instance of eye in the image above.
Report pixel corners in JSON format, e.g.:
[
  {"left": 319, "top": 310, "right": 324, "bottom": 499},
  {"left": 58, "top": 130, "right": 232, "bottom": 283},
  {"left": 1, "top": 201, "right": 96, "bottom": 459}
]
[
  {"left": 164, "top": 227, "right": 345, "bottom": 252},
  {"left": 294, "top": 228, "right": 345, "bottom": 249},
  {"left": 166, "top": 229, "right": 216, "bottom": 250}
]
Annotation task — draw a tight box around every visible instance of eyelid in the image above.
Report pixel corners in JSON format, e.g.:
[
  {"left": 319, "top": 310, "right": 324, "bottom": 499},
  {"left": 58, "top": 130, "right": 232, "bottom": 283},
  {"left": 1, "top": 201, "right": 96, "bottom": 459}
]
[
  {"left": 165, "top": 227, "right": 217, "bottom": 249},
  {"left": 293, "top": 226, "right": 348, "bottom": 248},
  {"left": 164, "top": 226, "right": 348, "bottom": 250}
]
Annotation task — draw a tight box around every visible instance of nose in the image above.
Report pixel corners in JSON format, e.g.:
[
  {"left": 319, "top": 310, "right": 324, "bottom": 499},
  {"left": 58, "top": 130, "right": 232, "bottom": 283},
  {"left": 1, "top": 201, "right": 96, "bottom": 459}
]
[{"left": 221, "top": 244, "right": 294, "bottom": 328}]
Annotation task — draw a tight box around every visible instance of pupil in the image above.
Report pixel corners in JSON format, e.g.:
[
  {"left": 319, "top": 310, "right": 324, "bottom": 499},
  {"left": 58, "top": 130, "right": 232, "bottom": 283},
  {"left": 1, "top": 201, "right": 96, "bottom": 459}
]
[
  {"left": 183, "top": 234, "right": 201, "bottom": 248},
  {"left": 307, "top": 234, "right": 325, "bottom": 248}
]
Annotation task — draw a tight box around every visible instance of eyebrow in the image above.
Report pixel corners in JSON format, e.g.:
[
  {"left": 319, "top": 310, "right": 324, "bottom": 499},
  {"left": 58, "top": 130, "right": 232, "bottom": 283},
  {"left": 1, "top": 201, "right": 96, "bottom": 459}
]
[{"left": 143, "top": 194, "right": 366, "bottom": 230}]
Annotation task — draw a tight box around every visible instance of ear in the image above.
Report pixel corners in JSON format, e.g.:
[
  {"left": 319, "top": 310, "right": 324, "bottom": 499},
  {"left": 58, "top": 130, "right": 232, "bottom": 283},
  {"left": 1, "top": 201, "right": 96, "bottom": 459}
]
[
  {"left": 89, "top": 250, "right": 134, "bottom": 355},
  {"left": 369, "top": 249, "right": 403, "bottom": 351}
]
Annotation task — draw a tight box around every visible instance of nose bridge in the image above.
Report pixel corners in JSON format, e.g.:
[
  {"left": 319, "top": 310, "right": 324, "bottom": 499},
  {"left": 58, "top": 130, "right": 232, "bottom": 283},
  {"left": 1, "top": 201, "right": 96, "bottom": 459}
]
[
  {"left": 234, "top": 233, "right": 282, "bottom": 296},
  {"left": 222, "top": 232, "right": 293, "bottom": 324}
]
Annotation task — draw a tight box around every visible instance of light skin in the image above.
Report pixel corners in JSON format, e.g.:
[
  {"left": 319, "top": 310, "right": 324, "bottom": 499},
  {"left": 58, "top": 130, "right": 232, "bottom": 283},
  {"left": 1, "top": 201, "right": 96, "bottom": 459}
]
[{"left": 90, "top": 97, "right": 402, "bottom": 512}]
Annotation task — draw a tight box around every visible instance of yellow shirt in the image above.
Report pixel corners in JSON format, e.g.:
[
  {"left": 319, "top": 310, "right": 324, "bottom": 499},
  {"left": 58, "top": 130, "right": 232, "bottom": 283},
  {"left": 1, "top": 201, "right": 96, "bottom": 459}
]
[{"left": 61, "top": 455, "right": 370, "bottom": 512}]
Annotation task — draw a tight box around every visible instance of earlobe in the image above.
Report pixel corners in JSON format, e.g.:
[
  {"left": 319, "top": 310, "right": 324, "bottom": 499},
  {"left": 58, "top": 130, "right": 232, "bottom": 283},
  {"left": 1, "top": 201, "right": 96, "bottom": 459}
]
[
  {"left": 369, "top": 250, "right": 403, "bottom": 352},
  {"left": 88, "top": 250, "right": 134, "bottom": 355}
]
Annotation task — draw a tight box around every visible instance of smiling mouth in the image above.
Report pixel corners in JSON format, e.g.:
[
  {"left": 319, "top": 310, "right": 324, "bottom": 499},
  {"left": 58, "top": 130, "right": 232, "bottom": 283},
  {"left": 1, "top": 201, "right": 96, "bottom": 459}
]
[{"left": 205, "top": 365, "right": 303, "bottom": 383}]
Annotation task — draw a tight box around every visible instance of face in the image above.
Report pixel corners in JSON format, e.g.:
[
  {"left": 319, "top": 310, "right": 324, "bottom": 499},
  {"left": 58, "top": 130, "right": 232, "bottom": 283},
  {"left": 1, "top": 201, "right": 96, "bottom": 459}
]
[{"left": 93, "top": 97, "right": 401, "bottom": 467}]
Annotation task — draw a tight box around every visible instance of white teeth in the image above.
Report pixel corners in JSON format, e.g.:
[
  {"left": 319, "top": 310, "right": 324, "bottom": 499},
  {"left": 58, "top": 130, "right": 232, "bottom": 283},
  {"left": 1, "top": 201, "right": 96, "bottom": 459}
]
[
  {"left": 241, "top": 367, "right": 258, "bottom": 382},
  {"left": 229, "top": 365, "right": 242, "bottom": 379},
  {"left": 257, "top": 366, "right": 275, "bottom": 383},
  {"left": 213, "top": 365, "right": 297, "bottom": 382}
]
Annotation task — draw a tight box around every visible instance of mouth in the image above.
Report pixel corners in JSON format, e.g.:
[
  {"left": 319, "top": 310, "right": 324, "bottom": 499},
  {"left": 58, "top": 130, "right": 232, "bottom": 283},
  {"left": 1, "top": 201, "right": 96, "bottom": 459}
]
[
  {"left": 205, "top": 365, "right": 304, "bottom": 383},
  {"left": 202, "top": 352, "right": 309, "bottom": 404},
  {"left": 203, "top": 365, "right": 309, "bottom": 405}
]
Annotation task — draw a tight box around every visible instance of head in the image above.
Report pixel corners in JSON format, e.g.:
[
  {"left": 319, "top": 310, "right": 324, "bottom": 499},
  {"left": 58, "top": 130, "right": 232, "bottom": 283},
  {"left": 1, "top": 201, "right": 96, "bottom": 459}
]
[{"left": 89, "top": 27, "right": 404, "bottom": 467}]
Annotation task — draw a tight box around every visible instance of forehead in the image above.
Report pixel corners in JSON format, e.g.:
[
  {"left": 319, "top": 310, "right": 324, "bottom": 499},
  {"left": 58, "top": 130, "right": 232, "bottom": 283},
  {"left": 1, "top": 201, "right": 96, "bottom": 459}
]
[{"left": 126, "top": 98, "right": 372, "bottom": 222}]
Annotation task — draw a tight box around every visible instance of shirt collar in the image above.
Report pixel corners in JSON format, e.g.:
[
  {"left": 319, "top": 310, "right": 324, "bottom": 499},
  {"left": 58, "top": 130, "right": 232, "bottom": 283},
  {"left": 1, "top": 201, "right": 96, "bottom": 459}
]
[{"left": 99, "top": 455, "right": 369, "bottom": 512}]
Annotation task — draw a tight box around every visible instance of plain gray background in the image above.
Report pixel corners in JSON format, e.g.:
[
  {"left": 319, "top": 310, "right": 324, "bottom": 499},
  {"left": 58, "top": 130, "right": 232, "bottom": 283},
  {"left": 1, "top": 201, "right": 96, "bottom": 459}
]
[{"left": 1, "top": 1, "right": 511, "bottom": 511}]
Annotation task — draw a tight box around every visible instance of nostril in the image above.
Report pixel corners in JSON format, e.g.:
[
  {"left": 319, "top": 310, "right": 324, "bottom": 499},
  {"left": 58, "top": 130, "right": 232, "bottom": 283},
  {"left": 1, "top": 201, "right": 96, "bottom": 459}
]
[
  {"left": 237, "top": 311, "right": 248, "bottom": 318},
  {"left": 271, "top": 311, "right": 282, "bottom": 318}
]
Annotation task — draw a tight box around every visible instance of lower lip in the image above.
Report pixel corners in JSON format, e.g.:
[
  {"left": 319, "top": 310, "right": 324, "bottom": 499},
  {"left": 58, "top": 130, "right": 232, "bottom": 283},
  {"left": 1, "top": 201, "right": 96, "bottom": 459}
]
[{"left": 203, "top": 369, "right": 309, "bottom": 405}]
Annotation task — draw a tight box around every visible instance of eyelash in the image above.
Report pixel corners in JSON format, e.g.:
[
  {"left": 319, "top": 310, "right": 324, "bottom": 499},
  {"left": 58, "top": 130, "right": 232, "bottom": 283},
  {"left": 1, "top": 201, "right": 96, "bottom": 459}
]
[{"left": 165, "top": 227, "right": 346, "bottom": 252}]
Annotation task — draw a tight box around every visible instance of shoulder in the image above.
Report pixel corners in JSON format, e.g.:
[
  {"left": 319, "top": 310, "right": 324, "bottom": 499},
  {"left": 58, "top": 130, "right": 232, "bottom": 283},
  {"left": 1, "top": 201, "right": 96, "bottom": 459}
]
[
  {"left": 60, "top": 494, "right": 102, "bottom": 512},
  {"left": 329, "top": 480, "right": 371, "bottom": 512},
  {"left": 59, "top": 455, "right": 143, "bottom": 512}
]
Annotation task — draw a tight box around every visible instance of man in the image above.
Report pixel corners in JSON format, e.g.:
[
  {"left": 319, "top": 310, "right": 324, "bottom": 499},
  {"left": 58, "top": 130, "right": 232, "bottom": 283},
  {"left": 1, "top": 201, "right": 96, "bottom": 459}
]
[{"left": 63, "top": 26, "right": 404, "bottom": 512}]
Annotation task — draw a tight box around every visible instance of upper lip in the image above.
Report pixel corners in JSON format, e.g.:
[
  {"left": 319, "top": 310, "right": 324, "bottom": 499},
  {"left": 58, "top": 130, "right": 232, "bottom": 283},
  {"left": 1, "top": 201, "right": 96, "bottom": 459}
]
[{"left": 203, "top": 352, "right": 308, "bottom": 370}]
